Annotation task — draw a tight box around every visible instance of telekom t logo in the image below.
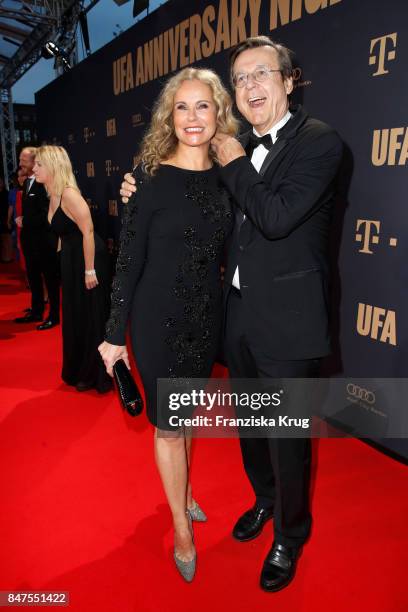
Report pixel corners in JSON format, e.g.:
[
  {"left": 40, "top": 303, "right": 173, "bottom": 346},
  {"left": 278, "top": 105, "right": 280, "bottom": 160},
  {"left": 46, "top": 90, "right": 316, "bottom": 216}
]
[{"left": 369, "top": 33, "right": 397, "bottom": 76}]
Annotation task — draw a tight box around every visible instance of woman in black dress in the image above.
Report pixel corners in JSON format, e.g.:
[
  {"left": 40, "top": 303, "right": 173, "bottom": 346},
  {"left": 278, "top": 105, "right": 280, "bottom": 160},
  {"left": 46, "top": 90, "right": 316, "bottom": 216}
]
[
  {"left": 33, "top": 146, "right": 112, "bottom": 393},
  {"left": 99, "top": 68, "right": 238, "bottom": 581}
]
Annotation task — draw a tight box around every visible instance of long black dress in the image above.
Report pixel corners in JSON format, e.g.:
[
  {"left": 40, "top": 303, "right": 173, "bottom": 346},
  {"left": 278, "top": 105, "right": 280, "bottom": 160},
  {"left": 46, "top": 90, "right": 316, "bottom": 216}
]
[
  {"left": 105, "top": 164, "right": 233, "bottom": 429},
  {"left": 51, "top": 201, "right": 112, "bottom": 392}
]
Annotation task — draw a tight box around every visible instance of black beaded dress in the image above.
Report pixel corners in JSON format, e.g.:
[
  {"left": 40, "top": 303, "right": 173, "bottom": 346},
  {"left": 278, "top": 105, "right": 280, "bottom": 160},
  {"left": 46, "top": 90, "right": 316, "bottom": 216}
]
[
  {"left": 51, "top": 201, "right": 112, "bottom": 392},
  {"left": 105, "top": 164, "right": 233, "bottom": 429}
]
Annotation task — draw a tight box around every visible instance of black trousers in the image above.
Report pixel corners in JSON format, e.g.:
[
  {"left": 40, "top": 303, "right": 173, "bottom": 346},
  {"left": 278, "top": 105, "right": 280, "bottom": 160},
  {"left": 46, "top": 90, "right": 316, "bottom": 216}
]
[
  {"left": 225, "top": 288, "right": 321, "bottom": 548},
  {"left": 21, "top": 235, "right": 60, "bottom": 320}
]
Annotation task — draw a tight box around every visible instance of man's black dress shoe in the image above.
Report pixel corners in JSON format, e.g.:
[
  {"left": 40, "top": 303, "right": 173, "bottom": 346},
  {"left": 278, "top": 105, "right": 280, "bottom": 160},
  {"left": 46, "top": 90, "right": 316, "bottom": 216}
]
[
  {"left": 15, "top": 313, "right": 42, "bottom": 323},
  {"left": 232, "top": 505, "right": 274, "bottom": 542},
  {"left": 260, "top": 542, "right": 301, "bottom": 592},
  {"left": 37, "top": 319, "right": 60, "bottom": 331}
]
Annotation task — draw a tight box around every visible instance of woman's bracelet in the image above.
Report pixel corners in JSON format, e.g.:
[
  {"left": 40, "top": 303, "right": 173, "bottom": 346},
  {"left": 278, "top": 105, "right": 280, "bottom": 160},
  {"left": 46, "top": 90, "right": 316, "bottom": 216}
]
[{"left": 84, "top": 269, "right": 96, "bottom": 276}]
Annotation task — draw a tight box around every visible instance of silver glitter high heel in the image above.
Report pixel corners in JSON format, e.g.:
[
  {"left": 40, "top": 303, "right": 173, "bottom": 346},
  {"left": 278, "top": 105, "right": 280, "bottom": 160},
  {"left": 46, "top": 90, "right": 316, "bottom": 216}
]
[
  {"left": 174, "top": 512, "right": 196, "bottom": 582},
  {"left": 188, "top": 500, "right": 208, "bottom": 522}
]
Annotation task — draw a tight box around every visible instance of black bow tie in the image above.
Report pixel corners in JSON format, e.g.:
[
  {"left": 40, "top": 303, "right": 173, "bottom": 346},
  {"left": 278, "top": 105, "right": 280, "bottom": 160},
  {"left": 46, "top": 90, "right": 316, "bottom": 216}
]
[{"left": 248, "top": 132, "right": 273, "bottom": 151}]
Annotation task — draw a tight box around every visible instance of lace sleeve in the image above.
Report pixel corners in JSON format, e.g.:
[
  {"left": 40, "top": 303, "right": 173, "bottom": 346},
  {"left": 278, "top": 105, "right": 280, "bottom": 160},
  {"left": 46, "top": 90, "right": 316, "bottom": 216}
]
[{"left": 105, "top": 170, "right": 150, "bottom": 345}]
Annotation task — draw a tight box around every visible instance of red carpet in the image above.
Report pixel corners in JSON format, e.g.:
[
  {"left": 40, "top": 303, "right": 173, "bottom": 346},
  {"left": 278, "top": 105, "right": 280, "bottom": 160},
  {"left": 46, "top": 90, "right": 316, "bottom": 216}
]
[{"left": 1, "top": 263, "right": 407, "bottom": 612}]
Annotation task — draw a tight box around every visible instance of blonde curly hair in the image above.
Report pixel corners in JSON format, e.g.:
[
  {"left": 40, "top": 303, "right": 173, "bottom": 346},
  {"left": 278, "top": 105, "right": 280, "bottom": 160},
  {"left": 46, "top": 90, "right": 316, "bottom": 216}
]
[
  {"left": 137, "top": 67, "right": 239, "bottom": 175},
  {"left": 35, "top": 145, "right": 80, "bottom": 197}
]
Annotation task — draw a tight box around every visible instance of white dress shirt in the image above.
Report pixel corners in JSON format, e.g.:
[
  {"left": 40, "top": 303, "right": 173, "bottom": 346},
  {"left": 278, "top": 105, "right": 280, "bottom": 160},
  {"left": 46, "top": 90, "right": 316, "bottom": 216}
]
[
  {"left": 232, "top": 110, "right": 292, "bottom": 290},
  {"left": 26, "top": 174, "right": 35, "bottom": 193}
]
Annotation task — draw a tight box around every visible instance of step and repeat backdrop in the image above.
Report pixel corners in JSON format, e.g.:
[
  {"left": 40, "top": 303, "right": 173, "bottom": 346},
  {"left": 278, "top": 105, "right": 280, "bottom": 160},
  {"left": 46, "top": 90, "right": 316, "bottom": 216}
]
[{"left": 36, "top": 0, "right": 407, "bottom": 458}]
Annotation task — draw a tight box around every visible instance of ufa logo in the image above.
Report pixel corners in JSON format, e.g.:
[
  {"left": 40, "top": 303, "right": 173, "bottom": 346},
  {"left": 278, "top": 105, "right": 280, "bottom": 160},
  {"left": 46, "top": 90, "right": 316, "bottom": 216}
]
[
  {"left": 372, "top": 127, "right": 408, "bottom": 166},
  {"left": 106, "top": 118, "right": 117, "bottom": 137},
  {"left": 369, "top": 33, "right": 397, "bottom": 76},
  {"left": 108, "top": 200, "right": 118, "bottom": 216},
  {"left": 86, "top": 162, "right": 95, "bottom": 178},
  {"left": 132, "top": 113, "right": 144, "bottom": 127},
  {"left": 356, "top": 303, "right": 396, "bottom": 346}
]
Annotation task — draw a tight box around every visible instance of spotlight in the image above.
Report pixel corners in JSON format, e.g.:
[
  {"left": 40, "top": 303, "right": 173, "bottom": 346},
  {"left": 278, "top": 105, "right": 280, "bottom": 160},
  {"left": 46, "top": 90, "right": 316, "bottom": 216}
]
[
  {"left": 41, "top": 41, "right": 60, "bottom": 59},
  {"left": 41, "top": 41, "right": 72, "bottom": 71}
]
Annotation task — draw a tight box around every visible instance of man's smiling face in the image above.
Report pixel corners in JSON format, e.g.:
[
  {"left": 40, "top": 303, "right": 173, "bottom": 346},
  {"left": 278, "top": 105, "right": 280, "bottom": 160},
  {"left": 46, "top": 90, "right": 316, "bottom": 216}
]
[{"left": 232, "top": 46, "right": 293, "bottom": 135}]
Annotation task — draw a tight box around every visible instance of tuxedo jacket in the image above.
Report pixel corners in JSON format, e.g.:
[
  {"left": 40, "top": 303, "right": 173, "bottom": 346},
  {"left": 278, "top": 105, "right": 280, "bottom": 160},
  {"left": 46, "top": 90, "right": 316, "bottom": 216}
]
[
  {"left": 220, "top": 105, "right": 343, "bottom": 360},
  {"left": 21, "top": 179, "right": 57, "bottom": 251}
]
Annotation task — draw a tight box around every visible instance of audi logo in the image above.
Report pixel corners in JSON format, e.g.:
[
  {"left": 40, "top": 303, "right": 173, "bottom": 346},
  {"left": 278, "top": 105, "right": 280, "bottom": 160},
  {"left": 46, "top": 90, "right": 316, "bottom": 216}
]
[{"left": 346, "top": 384, "right": 376, "bottom": 404}]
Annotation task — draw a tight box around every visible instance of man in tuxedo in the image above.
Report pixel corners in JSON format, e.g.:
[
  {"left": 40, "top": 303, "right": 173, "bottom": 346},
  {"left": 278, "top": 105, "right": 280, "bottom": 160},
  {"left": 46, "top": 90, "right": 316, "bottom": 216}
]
[
  {"left": 15, "top": 147, "right": 60, "bottom": 329},
  {"left": 210, "top": 36, "right": 343, "bottom": 592}
]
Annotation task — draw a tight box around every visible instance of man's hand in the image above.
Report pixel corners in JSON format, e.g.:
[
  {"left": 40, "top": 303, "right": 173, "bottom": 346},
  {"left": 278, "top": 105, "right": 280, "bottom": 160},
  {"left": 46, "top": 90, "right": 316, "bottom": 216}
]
[
  {"left": 120, "top": 173, "right": 137, "bottom": 204},
  {"left": 15, "top": 216, "right": 23, "bottom": 228},
  {"left": 211, "top": 132, "right": 246, "bottom": 167}
]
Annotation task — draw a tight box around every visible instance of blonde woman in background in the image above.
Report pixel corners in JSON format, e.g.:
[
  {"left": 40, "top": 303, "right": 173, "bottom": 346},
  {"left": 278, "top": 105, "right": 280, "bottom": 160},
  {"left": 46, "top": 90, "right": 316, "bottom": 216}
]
[
  {"left": 99, "top": 67, "right": 238, "bottom": 581},
  {"left": 34, "top": 146, "right": 112, "bottom": 393}
]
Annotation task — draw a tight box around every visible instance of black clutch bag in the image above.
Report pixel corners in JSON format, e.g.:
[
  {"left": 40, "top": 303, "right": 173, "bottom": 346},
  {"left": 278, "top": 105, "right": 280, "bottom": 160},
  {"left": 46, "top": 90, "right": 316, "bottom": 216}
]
[{"left": 112, "top": 359, "right": 143, "bottom": 417}]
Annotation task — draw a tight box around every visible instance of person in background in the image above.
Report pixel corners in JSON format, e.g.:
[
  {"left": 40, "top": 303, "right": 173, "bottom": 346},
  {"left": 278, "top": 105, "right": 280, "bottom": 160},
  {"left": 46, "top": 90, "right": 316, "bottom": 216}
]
[
  {"left": 14, "top": 147, "right": 60, "bottom": 329},
  {"left": 33, "top": 145, "right": 112, "bottom": 393}
]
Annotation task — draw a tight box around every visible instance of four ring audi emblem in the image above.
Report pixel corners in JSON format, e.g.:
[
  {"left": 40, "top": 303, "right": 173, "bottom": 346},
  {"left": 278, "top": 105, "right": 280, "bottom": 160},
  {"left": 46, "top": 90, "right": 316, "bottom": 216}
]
[{"left": 346, "top": 384, "right": 376, "bottom": 404}]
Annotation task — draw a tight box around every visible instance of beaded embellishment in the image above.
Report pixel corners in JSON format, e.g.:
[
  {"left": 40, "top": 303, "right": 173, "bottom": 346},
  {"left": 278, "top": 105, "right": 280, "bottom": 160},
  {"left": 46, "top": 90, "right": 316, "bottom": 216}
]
[
  {"left": 164, "top": 174, "right": 231, "bottom": 377},
  {"left": 185, "top": 174, "right": 232, "bottom": 224}
]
